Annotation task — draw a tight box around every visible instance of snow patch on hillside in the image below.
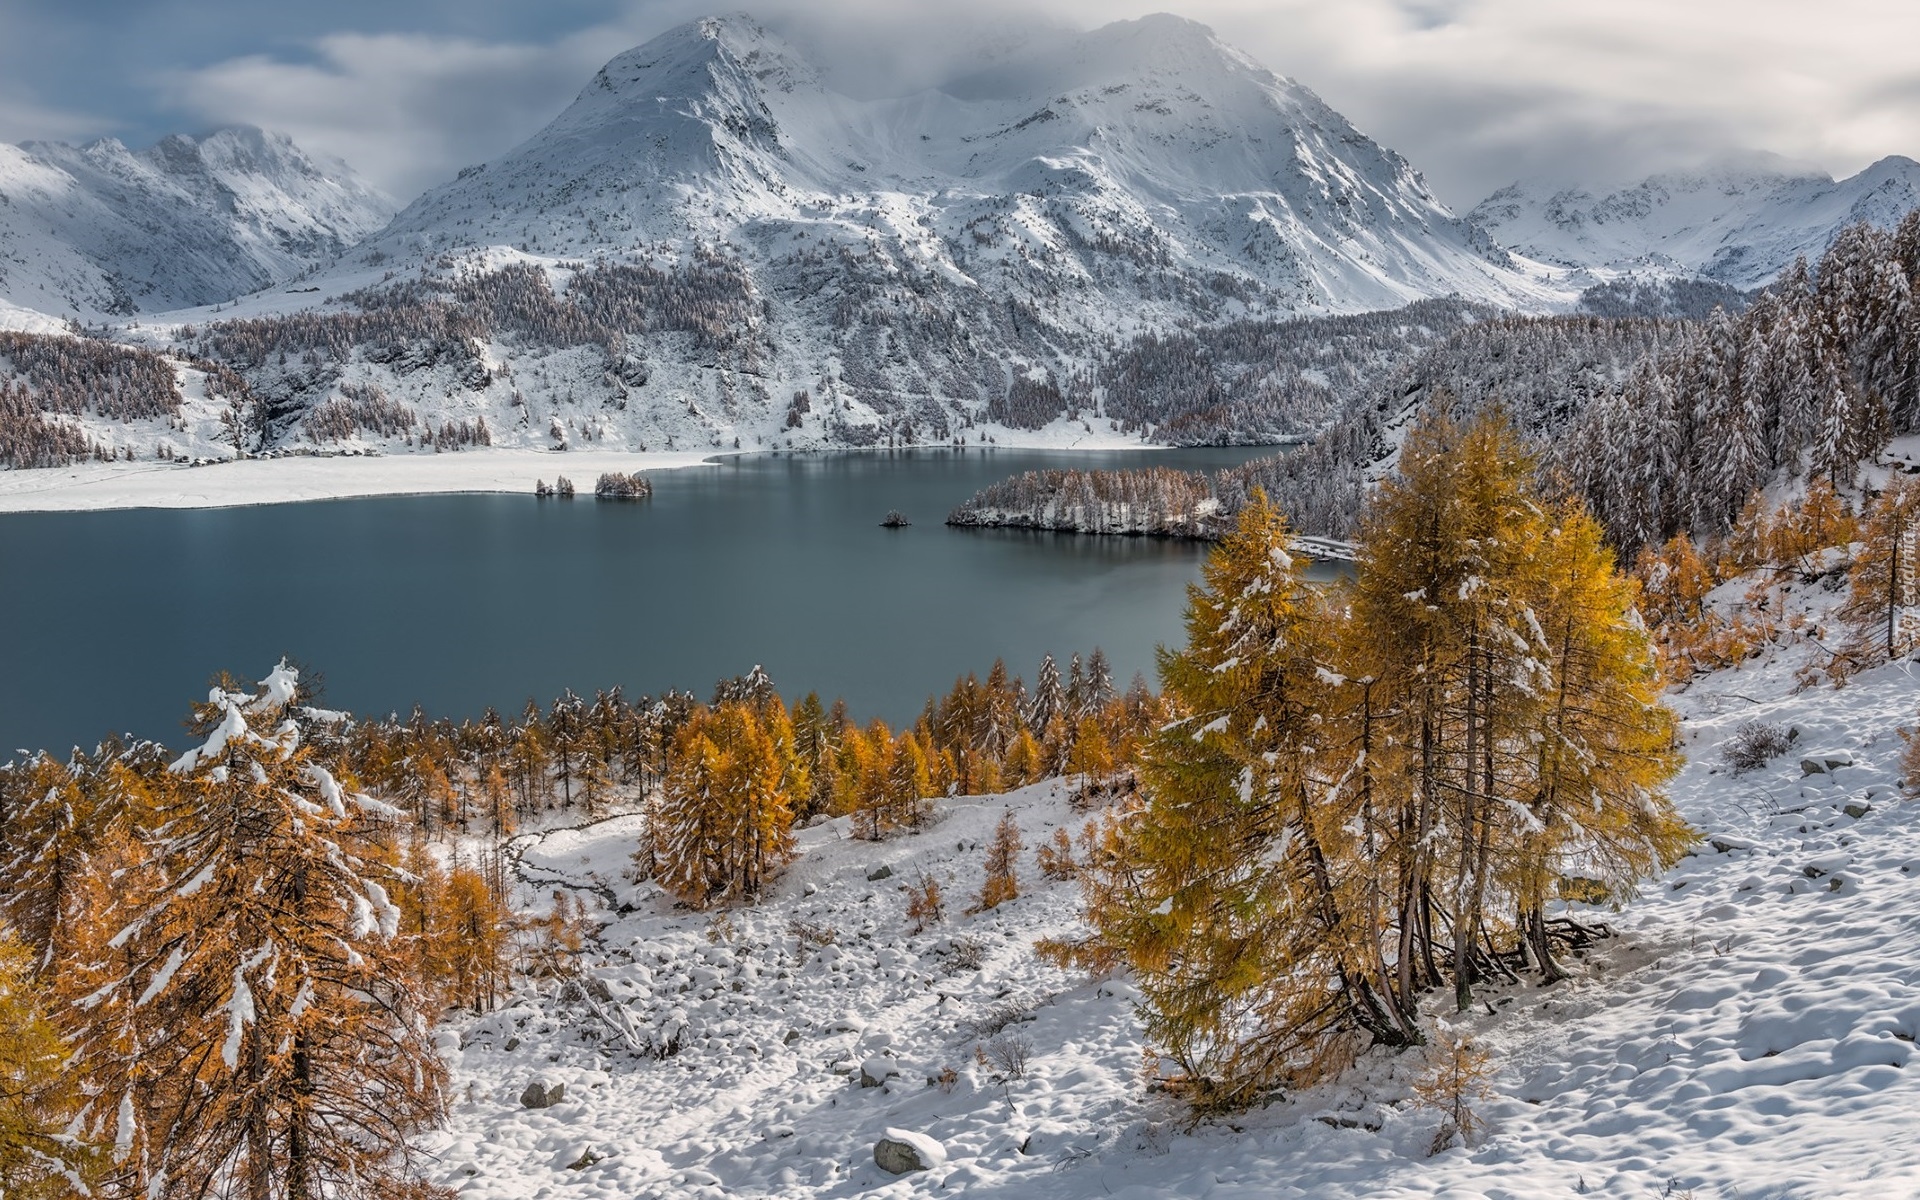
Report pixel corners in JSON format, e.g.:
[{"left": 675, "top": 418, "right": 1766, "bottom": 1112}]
[{"left": 424, "top": 594, "right": 1920, "bottom": 1197}]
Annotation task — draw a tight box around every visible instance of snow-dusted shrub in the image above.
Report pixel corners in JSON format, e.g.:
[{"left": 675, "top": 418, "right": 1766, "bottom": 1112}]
[
  {"left": 945, "top": 936, "right": 987, "bottom": 972},
  {"left": 977, "top": 1033, "right": 1032, "bottom": 1082},
  {"left": 787, "top": 917, "right": 837, "bottom": 949},
  {"left": 1723, "top": 720, "right": 1792, "bottom": 773},
  {"left": 1901, "top": 722, "right": 1920, "bottom": 794}
]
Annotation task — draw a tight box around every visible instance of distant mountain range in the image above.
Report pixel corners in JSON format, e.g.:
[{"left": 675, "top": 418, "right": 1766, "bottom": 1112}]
[
  {"left": 0, "top": 126, "right": 392, "bottom": 316},
  {"left": 0, "top": 13, "right": 1916, "bottom": 466},
  {"left": 1471, "top": 153, "right": 1920, "bottom": 290},
  {"left": 363, "top": 13, "right": 1546, "bottom": 319}
]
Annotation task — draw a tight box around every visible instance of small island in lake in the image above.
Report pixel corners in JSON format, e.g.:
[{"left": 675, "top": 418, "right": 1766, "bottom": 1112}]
[
  {"left": 880, "top": 509, "right": 910, "bottom": 528},
  {"left": 595, "top": 471, "right": 653, "bottom": 499}
]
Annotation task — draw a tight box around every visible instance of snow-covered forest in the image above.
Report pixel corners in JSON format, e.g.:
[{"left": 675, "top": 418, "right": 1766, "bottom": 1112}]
[
  {"left": 953, "top": 208, "right": 1920, "bottom": 550},
  {"left": 9, "top": 387, "right": 1920, "bottom": 1194}
]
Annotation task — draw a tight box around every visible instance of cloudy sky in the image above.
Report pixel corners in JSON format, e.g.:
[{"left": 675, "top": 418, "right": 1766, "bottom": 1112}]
[{"left": 0, "top": 0, "right": 1914, "bottom": 208}]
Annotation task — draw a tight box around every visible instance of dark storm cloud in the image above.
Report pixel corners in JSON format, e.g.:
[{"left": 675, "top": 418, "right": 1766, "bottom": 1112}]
[{"left": 0, "top": 0, "right": 1914, "bottom": 209}]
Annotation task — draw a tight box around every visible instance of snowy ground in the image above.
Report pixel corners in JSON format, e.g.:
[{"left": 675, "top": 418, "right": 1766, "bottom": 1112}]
[
  {"left": 422, "top": 616, "right": 1920, "bottom": 1199},
  {"left": 0, "top": 449, "right": 728, "bottom": 513},
  {"left": 0, "top": 424, "right": 1205, "bottom": 514}
]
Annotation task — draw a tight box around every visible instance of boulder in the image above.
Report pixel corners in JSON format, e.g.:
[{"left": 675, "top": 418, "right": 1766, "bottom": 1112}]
[
  {"left": 1803, "top": 851, "right": 1852, "bottom": 879},
  {"left": 1844, "top": 800, "right": 1874, "bottom": 819},
  {"left": 874, "top": 1128, "right": 946, "bottom": 1175},
  {"left": 520, "top": 1080, "right": 566, "bottom": 1109},
  {"left": 866, "top": 864, "right": 893, "bottom": 882},
  {"left": 566, "top": 1146, "right": 603, "bottom": 1171},
  {"left": 860, "top": 1056, "right": 900, "bottom": 1088},
  {"left": 1799, "top": 750, "right": 1855, "bottom": 776}
]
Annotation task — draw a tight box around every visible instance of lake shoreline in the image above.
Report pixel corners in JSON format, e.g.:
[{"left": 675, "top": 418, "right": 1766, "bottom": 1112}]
[{"left": 0, "top": 438, "right": 1289, "bottom": 515}]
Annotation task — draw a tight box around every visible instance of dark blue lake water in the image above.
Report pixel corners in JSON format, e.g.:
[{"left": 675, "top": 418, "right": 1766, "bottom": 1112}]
[{"left": 0, "top": 447, "right": 1322, "bottom": 753}]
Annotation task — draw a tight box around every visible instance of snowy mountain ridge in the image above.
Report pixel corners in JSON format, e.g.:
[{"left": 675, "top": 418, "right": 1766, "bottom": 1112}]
[
  {"left": 71, "top": 12, "right": 1563, "bottom": 462},
  {"left": 1472, "top": 152, "right": 1920, "bottom": 290},
  {"left": 368, "top": 12, "right": 1544, "bottom": 322},
  {"left": 0, "top": 126, "right": 394, "bottom": 317},
  {"left": 6, "top": 12, "right": 1920, "bottom": 473}
]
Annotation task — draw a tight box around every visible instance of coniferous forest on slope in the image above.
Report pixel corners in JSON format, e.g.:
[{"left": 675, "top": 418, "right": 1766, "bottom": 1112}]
[{"left": 9, "top": 357, "right": 1920, "bottom": 1190}]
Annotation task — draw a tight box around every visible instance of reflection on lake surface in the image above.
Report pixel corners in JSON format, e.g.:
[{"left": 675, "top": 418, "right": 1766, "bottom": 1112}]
[{"left": 0, "top": 447, "right": 1343, "bottom": 752}]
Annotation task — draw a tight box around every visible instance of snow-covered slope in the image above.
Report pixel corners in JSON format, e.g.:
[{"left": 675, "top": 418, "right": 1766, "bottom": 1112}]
[
  {"left": 375, "top": 14, "right": 1543, "bottom": 321},
  {"left": 392, "top": 15, "right": 1540, "bottom": 322},
  {"left": 49, "top": 14, "right": 1554, "bottom": 466},
  {"left": 423, "top": 575, "right": 1920, "bottom": 1200},
  {"left": 1471, "top": 153, "right": 1920, "bottom": 290},
  {"left": 0, "top": 126, "right": 392, "bottom": 316}
]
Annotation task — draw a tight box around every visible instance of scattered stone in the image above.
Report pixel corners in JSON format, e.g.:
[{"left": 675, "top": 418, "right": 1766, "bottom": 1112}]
[
  {"left": 1800, "top": 750, "right": 1855, "bottom": 776},
  {"left": 1803, "top": 851, "right": 1852, "bottom": 879},
  {"left": 875, "top": 1129, "right": 946, "bottom": 1175},
  {"left": 860, "top": 1056, "right": 900, "bottom": 1088},
  {"left": 783, "top": 1029, "right": 802, "bottom": 1045},
  {"left": 503, "top": 1036, "right": 520, "bottom": 1053},
  {"left": 866, "top": 864, "right": 893, "bottom": 882},
  {"left": 1844, "top": 800, "right": 1874, "bottom": 819},
  {"left": 521, "top": 1080, "right": 565, "bottom": 1109}
]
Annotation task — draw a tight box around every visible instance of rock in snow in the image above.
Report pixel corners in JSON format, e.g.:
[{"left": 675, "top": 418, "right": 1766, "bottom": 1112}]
[
  {"left": 874, "top": 1128, "right": 947, "bottom": 1174},
  {"left": 1800, "top": 750, "right": 1856, "bottom": 776},
  {"left": 519, "top": 1080, "right": 565, "bottom": 1109}
]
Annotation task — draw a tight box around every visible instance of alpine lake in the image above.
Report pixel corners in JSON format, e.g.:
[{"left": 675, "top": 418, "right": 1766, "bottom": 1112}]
[{"left": 0, "top": 446, "right": 1344, "bottom": 754}]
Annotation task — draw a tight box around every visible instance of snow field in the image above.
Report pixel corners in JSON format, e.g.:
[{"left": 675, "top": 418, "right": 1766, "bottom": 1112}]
[
  {"left": 0, "top": 447, "right": 725, "bottom": 513},
  {"left": 421, "top": 590, "right": 1920, "bottom": 1199}
]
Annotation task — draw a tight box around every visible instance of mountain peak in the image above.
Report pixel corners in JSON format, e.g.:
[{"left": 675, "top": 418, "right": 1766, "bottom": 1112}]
[
  {"left": 581, "top": 13, "right": 820, "bottom": 107},
  {"left": 0, "top": 126, "right": 392, "bottom": 314},
  {"left": 1471, "top": 150, "right": 1920, "bottom": 288}
]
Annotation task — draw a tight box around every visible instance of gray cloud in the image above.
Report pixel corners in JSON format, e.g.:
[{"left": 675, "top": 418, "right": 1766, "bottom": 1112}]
[
  {"left": 128, "top": 0, "right": 1920, "bottom": 208},
  {"left": 0, "top": 88, "right": 112, "bottom": 147}
]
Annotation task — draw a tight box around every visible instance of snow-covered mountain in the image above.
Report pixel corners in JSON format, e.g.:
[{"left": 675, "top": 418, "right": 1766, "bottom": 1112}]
[
  {"left": 1471, "top": 153, "right": 1920, "bottom": 290},
  {"left": 0, "top": 126, "right": 392, "bottom": 316},
  {"left": 88, "top": 13, "right": 1557, "bottom": 460},
  {"left": 372, "top": 13, "right": 1540, "bottom": 319}
]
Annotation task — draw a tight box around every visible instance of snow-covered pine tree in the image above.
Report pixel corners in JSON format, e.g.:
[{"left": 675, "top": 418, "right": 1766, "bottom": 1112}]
[
  {"left": 880, "top": 731, "right": 933, "bottom": 836},
  {"left": 1768, "top": 260, "right": 1823, "bottom": 464},
  {"left": 972, "top": 811, "right": 1021, "bottom": 912},
  {"left": 0, "top": 753, "right": 109, "bottom": 975},
  {"left": 1083, "top": 490, "right": 1411, "bottom": 1110},
  {"left": 652, "top": 704, "right": 799, "bottom": 905},
  {"left": 0, "top": 929, "right": 93, "bottom": 1198},
  {"left": 1350, "top": 409, "right": 1542, "bottom": 1010},
  {"left": 655, "top": 715, "right": 727, "bottom": 903},
  {"left": 1028, "top": 654, "right": 1065, "bottom": 732},
  {"left": 1504, "top": 499, "right": 1690, "bottom": 977},
  {"left": 72, "top": 662, "right": 446, "bottom": 1200},
  {"left": 1840, "top": 476, "right": 1920, "bottom": 664},
  {"left": 1084, "top": 647, "right": 1115, "bottom": 712}
]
